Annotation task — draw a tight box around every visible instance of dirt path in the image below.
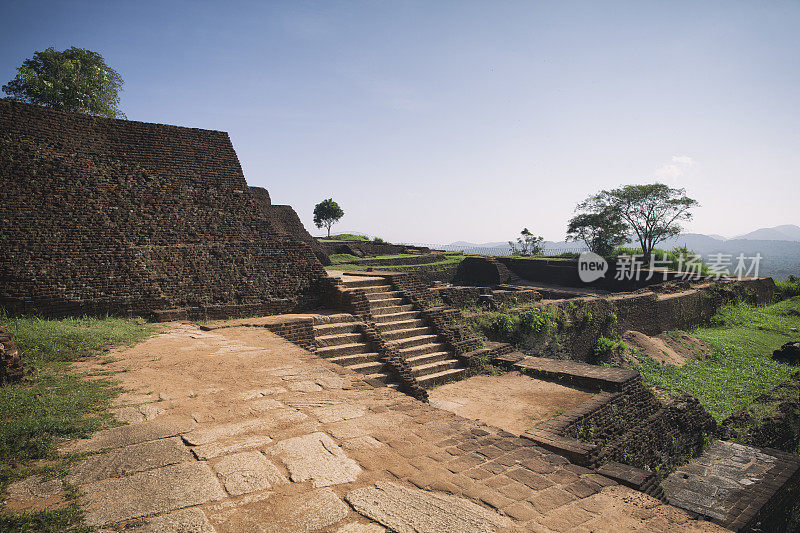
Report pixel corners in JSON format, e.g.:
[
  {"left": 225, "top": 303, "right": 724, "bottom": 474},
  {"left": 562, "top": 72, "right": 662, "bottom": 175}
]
[
  {"left": 429, "top": 372, "right": 594, "bottom": 435},
  {"left": 20, "top": 322, "right": 724, "bottom": 532}
]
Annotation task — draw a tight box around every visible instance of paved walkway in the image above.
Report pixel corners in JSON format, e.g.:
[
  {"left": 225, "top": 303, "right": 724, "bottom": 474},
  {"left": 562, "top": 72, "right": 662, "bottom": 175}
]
[{"left": 60, "top": 323, "right": 723, "bottom": 532}]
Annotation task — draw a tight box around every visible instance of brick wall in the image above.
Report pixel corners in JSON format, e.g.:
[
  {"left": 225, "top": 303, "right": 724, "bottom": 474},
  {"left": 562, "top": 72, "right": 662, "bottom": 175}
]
[{"left": 0, "top": 100, "right": 325, "bottom": 317}]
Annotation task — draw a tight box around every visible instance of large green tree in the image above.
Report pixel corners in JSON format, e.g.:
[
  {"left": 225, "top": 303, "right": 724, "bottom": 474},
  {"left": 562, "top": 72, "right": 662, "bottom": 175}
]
[
  {"left": 576, "top": 183, "right": 698, "bottom": 258},
  {"left": 566, "top": 209, "right": 629, "bottom": 256},
  {"left": 313, "top": 198, "right": 344, "bottom": 237},
  {"left": 2, "top": 47, "right": 125, "bottom": 118}
]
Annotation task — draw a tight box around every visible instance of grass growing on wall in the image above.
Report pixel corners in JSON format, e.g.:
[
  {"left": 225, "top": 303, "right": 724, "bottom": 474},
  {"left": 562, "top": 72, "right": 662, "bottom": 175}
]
[
  {"left": 328, "top": 253, "right": 466, "bottom": 271},
  {"left": 0, "top": 315, "right": 157, "bottom": 529},
  {"left": 635, "top": 297, "right": 800, "bottom": 421}
]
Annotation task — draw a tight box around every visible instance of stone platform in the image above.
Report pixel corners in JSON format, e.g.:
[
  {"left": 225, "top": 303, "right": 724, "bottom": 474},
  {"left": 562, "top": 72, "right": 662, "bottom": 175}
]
[{"left": 26, "top": 322, "right": 728, "bottom": 532}]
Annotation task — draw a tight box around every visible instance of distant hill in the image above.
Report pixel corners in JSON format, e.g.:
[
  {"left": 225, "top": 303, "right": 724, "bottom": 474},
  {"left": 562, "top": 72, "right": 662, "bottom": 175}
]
[
  {"left": 442, "top": 226, "right": 800, "bottom": 280},
  {"left": 733, "top": 224, "right": 800, "bottom": 242}
]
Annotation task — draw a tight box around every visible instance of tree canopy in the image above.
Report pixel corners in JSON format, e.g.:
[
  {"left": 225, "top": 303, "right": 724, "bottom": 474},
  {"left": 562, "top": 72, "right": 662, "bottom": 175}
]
[
  {"left": 576, "top": 183, "right": 698, "bottom": 258},
  {"left": 566, "top": 209, "right": 629, "bottom": 256},
  {"left": 509, "top": 228, "right": 544, "bottom": 256},
  {"left": 2, "top": 47, "right": 125, "bottom": 118},
  {"left": 313, "top": 198, "right": 344, "bottom": 237}
]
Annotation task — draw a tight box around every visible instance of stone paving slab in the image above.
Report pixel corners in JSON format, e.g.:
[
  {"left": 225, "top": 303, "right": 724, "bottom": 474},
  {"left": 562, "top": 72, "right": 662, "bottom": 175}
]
[
  {"left": 191, "top": 434, "right": 275, "bottom": 460},
  {"left": 117, "top": 507, "right": 215, "bottom": 532},
  {"left": 212, "top": 450, "right": 287, "bottom": 496},
  {"left": 182, "top": 409, "right": 307, "bottom": 446},
  {"left": 62, "top": 416, "right": 196, "bottom": 453},
  {"left": 346, "top": 481, "right": 511, "bottom": 533},
  {"left": 67, "top": 437, "right": 192, "bottom": 485},
  {"left": 215, "top": 487, "right": 350, "bottom": 532},
  {"left": 81, "top": 461, "right": 226, "bottom": 526},
  {"left": 266, "top": 431, "right": 362, "bottom": 487}
]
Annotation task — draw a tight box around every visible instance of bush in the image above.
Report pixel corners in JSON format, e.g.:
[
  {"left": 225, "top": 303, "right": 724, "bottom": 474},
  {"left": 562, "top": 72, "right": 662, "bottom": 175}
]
[
  {"left": 518, "top": 308, "right": 551, "bottom": 336},
  {"left": 372, "top": 236, "right": 385, "bottom": 244},
  {"left": 776, "top": 276, "right": 800, "bottom": 299},
  {"left": 492, "top": 314, "right": 517, "bottom": 337},
  {"left": 591, "top": 336, "right": 626, "bottom": 364}
]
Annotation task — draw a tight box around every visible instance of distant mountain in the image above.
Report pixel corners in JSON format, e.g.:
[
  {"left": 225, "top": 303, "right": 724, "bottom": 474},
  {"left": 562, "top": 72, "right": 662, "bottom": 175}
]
[{"left": 734, "top": 224, "right": 800, "bottom": 242}]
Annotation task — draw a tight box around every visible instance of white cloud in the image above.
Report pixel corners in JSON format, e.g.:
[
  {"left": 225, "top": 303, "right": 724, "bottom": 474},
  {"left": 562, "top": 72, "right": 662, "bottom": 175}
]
[{"left": 655, "top": 154, "right": 695, "bottom": 180}]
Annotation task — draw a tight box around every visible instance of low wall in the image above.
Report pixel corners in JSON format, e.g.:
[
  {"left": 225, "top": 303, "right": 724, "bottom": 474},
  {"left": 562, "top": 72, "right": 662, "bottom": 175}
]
[
  {"left": 318, "top": 240, "right": 430, "bottom": 257},
  {"left": 432, "top": 286, "right": 541, "bottom": 309}
]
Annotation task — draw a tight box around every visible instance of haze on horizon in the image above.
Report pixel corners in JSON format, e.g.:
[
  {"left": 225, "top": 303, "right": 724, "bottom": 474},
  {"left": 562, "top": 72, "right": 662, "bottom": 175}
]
[{"left": 2, "top": 0, "right": 798, "bottom": 245}]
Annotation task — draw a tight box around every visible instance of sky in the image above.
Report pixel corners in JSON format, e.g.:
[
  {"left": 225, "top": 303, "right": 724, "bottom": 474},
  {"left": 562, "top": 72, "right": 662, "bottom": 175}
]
[{"left": 2, "top": 0, "right": 799, "bottom": 245}]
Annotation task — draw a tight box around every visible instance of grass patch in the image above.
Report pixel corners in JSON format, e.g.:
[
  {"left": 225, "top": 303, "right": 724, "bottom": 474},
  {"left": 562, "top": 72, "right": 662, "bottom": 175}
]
[
  {"left": 635, "top": 297, "right": 800, "bottom": 420},
  {"left": 0, "top": 315, "right": 156, "bottom": 527},
  {"left": 328, "top": 254, "right": 466, "bottom": 272},
  {"left": 317, "top": 233, "right": 371, "bottom": 242}
]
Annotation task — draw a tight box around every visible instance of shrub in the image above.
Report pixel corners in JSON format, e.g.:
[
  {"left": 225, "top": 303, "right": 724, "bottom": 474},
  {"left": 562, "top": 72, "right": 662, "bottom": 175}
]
[
  {"left": 372, "top": 236, "right": 385, "bottom": 244},
  {"left": 518, "top": 308, "right": 551, "bottom": 336},
  {"left": 492, "top": 314, "right": 517, "bottom": 337}
]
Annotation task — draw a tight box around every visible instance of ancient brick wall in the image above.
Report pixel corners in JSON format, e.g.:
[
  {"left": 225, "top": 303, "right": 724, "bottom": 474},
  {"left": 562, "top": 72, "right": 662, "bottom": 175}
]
[{"left": 0, "top": 100, "right": 325, "bottom": 317}]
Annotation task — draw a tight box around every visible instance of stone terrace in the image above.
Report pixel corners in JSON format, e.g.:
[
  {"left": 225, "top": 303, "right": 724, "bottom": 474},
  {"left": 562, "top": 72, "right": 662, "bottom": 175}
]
[{"left": 47, "top": 323, "right": 725, "bottom": 532}]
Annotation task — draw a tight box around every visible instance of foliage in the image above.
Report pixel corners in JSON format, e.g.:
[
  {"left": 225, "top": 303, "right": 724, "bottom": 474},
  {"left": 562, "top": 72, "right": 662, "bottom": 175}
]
[
  {"left": 318, "top": 233, "right": 369, "bottom": 241},
  {"left": 372, "top": 236, "right": 385, "bottom": 243},
  {"left": 0, "top": 315, "right": 156, "bottom": 488},
  {"left": 578, "top": 183, "right": 698, "bottom": 258},
  {"left": 518, "top": 308, "right": 551, "bottom": 336},
  {"left": 509, "top": 228, "right": 544, "bottom": 256},
  {"left": 634, "top": 298, "right": 800, "bottom": 420},
  {"left": 327, "top": 253, "right": 465, "bottom": 272},
  {"left": 566, "top": 208, "right": 628, "bottom": 256},
  {"left": 610, "top": 246, "right": 711, "bottom": 275},
  {"left": 591, "top": 336, "right": 626, "bottom": 364},
  {"left": 312, "top": 198, "right": 345, "bottom": 237},
  {"left": 776, "top": 276, "right": 800, "bottom": 299},
  {"left": 2, "top": 47, "right": 125, "bottom": 118}
]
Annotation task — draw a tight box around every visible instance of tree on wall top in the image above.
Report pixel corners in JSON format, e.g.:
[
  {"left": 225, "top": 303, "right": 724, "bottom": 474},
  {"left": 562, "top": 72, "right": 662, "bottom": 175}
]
[
  {"left": 566, "top": 209, "right": 629, "bottom": 256},
  {"left": 2, "top": 47, "right": 126, "bottom": 118},
  {"left": 575, "top": 183, "right": 698, "bottom": 258},
  {"left": 313, "top": 198, "right": 344, "bottom": 237}
]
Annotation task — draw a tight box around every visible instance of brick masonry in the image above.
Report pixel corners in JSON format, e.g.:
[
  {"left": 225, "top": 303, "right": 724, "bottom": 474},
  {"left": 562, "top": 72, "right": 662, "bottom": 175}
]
[{"left": 0, "top": 101, "right": 326, "bottom": 317}]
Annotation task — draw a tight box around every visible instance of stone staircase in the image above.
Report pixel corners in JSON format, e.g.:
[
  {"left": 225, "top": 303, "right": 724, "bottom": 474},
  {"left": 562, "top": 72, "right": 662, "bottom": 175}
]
[{"left": 314, "top": 276, "right": 468, "bottom": 388}]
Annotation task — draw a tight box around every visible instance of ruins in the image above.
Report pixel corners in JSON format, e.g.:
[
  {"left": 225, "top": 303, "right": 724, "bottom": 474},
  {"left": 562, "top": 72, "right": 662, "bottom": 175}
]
[{"left": 2, "top": 102, "right": 798, "bottom": 532}]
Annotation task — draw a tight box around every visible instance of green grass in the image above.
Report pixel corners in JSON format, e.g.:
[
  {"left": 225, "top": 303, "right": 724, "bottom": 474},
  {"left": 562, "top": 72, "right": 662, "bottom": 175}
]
[
  {"left": 635, "top": 297, "right": 800, "bottom": 421},
  {"left": 317, "top": 233, "right": 371, "bottom": 242},
  {"left": 328, "top": 254, "right": 466, "bottom": 272},
  {"left": 0, "top": 315, "right": 157, "bottom": 528}
]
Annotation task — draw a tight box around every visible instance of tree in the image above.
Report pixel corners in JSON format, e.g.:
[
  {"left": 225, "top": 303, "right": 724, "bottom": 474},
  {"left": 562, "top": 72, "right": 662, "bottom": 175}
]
[
  {"left": 2, "top": 47, "right": 125, "bottom": 118},
  {"left": 509, "top": 228, "right": 544, "bottom": 256},
  {"left": 576, "top": 183, "right": 698, "bottom": 259},
  {"left": 566, "top": 209, "right": 629, "bottom": 256},
  {"left": 313, "top": 198, "right": 344, "bottom": 237}
]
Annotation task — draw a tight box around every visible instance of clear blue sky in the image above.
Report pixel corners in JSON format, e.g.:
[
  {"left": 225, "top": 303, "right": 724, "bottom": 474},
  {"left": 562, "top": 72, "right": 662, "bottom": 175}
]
[{"left": 2, "top": 1, "right": 798, "bottom": 244}]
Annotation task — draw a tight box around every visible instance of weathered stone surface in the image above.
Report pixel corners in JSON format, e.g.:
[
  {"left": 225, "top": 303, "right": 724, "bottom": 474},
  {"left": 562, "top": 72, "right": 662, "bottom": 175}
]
[
  {"left": 192, "top": 434, "right": 274, "bottom": 460},
  {"left": 112, "top": 403, "right": 165, "bottom": 424},
  {"left": 217, "top": 488, "right": 349, "bottom": 532},
  {"left": 772, "top": 341, "right": 800, "bottom": 365},
  {"left": 62, "top": 416, "right": 196, "bottom": 453},
  {"left": 121, "top": 507, "right": 215, "bottom": 532},
  {"left": 3, "top": 475, "right": 67, "bottom": 512},
  {"left": 346, "top": 481, "right": 511, "bottom": 533},
  {"left": 67, "top": 437, "right": 192, "bottom": 485},
  {"left": 312, "top": 404, "right": 366, "bottom": 424},
  {"left": 81, "top": 461, "right": 226, "bottom": 526},
  {"left": 212, "top": 451, "right": 286, "bottom": 496},
  {"left": 183, "top": 409, "right": 306, "bottom": 445},
  {"left": 267, "top": 432, "right": 361, "bottom": 487},
  {"left": 335, "top": 523, "right": 386, "bottom": 533}
]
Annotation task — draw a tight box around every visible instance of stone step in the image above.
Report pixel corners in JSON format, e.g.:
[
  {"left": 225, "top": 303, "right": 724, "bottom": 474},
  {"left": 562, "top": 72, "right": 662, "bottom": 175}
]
[
  {"left": 399, "top": 342, "right": 449, "bottom": 358},
  {"left": 381, "top": 326, "right": 434, "bottom": 341},
  {"left": 365, "top": 372, "right": 395, "bottom": 384},
  {"left": 328, "top": 352, "right": 382, "bottom": 367},
  {"left": 313, "top": 322, "right": 361, "bottom": 336},
  {"left": 358, "top": 284, "right": 395, "bottom": 295},
  {"left": 316, "top": 342, "right": 371, "bottom": 358},
  {"left": 373, "top": 311, "right": 420, "bottom": 324},
  {"left": 371, "top": 304, "right": 416, "bottom": 316},
  {"left": 343, "top": 278, "right": 390, "bottom": 289},
  {"left": 368, "top": 297, "right": 405, "bottom": 309},
  {"left": 417, "top": 368, "right": 468, "bottom": 388},
  {"left": 388, "top": 334, "right": 440, "bottom": 350},
  {"left": 315, "top": 332, "right": 363, "bottom": 347},
  {"left": 412, "top": 359, "right": 460, "bottom": 377},
  {"left": 350, "top": 361, "right": 390, "bottom": 374},
  {"left": 376, "top": 318, "right": 427, "bottom": 332},
  {"left": 405, "top": 351, "right": 451, "bottom": 367},
  {"left": 366, "top": 291, "right": 403, "bottom": 301},
  {"left": 313, "top": 313, "right": 357, "bottom": 325}
]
